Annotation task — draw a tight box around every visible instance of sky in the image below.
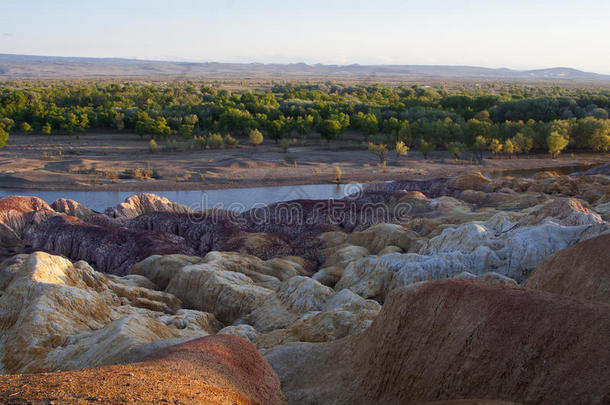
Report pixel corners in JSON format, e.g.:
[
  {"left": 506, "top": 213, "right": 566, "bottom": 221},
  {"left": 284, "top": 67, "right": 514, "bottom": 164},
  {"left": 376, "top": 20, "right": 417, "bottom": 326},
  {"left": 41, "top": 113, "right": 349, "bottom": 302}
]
[{"left": 1, "top": 0, "right": 609, "bottom": 73}]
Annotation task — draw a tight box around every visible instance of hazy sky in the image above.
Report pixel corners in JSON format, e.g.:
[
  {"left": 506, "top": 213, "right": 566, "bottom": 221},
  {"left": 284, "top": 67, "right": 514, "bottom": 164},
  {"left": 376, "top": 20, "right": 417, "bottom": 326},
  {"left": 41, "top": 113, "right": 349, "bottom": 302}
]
[{"left": 1, "top": 0, "right": 609, "bottom": 73}]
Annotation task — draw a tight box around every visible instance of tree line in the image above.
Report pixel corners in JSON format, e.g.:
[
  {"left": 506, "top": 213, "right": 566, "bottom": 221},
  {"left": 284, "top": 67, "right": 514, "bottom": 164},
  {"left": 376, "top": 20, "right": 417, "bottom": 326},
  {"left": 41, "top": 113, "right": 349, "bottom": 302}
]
[{"left": 0, "top": 82, "right": 609, "bottom": 157}]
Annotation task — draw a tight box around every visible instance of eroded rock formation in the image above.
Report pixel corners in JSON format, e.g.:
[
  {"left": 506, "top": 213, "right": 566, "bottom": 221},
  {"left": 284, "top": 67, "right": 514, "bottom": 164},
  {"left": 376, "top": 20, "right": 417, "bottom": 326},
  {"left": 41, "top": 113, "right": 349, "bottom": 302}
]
[
  {"left": 0, "top": 335, "right": 286, "bottom": 405},
  {"left": 525, "top": 233, "right": 610, "bottom": 303},
  {"left": 265, "top": 279, "right": 610, "bottom": 405},
  {"left": 1, "top": 169, "right": 609, "bottom": 404},
  {"left": 0, "top": 252, "right": 221, "bottom": 374}
]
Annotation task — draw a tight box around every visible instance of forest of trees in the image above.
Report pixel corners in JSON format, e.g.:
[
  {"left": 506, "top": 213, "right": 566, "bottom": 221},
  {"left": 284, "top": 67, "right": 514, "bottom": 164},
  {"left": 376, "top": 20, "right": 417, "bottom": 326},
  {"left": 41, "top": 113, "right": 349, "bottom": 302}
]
[{"left": 0, "top": 81, "right": 609, "bottom": 158}]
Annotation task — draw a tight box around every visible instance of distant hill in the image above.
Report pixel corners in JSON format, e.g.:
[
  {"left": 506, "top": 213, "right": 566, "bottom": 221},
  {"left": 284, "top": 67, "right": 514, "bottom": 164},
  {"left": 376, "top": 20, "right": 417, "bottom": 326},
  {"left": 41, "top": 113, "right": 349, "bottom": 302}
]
[{"left": 1, "top": 54, "right": 609, "bottom": 82}]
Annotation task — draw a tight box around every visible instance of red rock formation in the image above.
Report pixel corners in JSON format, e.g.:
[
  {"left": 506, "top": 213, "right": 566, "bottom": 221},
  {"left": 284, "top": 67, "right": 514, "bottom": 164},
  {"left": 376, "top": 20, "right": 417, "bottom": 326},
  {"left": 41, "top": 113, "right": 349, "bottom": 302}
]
[
  {"left": 51, "top": 197, "right": 96, "bottom": 218},
  {"left": 0, "top": 196, "right": 58, "bottom": 260},
  {"left": 266, "top": 279, "right": 610, "bottom": 405},
  {"left": 0, "top": 195, "right": 52, "bottom": 213},
  {"left": 2, "top": 171, "right": 608, "bottom": 275},
  {"left": 105, "top": 193, "right": 192, "bottom": 219},
  {"left": 0, "top": 335, "right": 286, "bottom": 405},
  {"left": 525, "top": 233, "right": 610, "bottom": 303}
]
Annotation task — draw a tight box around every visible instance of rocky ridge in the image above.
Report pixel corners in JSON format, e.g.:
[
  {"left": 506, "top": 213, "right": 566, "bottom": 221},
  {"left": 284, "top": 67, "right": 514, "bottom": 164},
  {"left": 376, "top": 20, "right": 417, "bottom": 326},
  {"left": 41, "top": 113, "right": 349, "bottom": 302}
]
[{"left": 1, "top": 169, "right": 609, "bottom": 403}]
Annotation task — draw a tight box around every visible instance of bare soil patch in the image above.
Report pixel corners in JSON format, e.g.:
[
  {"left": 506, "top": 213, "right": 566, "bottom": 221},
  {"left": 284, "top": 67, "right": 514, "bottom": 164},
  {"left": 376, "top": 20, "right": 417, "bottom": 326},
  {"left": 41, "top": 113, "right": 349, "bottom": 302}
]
[{"left": 1, "top": 133, "right": 608, "bottom": 191}]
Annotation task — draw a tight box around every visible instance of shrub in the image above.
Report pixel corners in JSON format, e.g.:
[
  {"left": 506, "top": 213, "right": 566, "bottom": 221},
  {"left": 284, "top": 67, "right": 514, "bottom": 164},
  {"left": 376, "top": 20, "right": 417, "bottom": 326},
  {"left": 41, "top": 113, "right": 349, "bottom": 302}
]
[
  {"left": 149, "top": 139, "right": 158, "bottom": 153},
  {"left": 20, "top": 122, "right": 33, "bottom": 133},
  {"left": 125, "top": 167, "right": 154, "bottom": 179},
  {"left": 193, "top": 135, "right": 207, "bottom": 150},
  {"left": 165, "top": 139, "right": 179, "bottom": 152},
  {"left": 334, "top": 166, "right": 342, "bottom": 182},
  {"left": 42, "top": 150, "right": 63, "bottom": 160},
  {"left": 223, "top": 134, "right": 238, "bottom": 148},
  {"left": 395, "top": 141, "right": 409, "bottom": 158},
  {"left": 249, "top": 129, "right": 264, "bottom": 146},
  {"left": 368, "top": 142, "right": 388, "bottom": 163},
  {"left": 280, "top": 138, "right": 291, "bottom": 152},
  {"left": 41, "top": 123, "right": 52, "bottom": 135},
  {"left": 207, "top": 133, "right": 224, "bottom": 149},
  {"left": 101, "top": 170, "right": 119, "bottom": 181}
]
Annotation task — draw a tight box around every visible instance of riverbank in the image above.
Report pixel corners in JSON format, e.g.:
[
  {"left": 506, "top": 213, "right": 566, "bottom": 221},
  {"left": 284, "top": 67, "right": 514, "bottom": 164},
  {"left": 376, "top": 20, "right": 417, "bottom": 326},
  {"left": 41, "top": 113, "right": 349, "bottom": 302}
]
[{"left": 1, "top": 133, "right": 608, "bottom": 191}]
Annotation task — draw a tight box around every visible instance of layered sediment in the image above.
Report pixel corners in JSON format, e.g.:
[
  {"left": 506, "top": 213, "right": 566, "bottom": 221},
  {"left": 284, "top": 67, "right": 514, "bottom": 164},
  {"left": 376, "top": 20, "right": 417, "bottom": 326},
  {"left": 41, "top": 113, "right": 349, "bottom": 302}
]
[{"left": 1, "top": 169, "right": 609, "bottom": 404}]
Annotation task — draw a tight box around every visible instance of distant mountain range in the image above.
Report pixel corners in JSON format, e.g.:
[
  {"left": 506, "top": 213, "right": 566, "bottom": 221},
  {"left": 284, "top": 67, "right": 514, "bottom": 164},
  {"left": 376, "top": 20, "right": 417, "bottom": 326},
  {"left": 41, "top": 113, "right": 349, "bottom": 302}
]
[{"left": 1, "top": 54, "right": 609, "bottom": 82}]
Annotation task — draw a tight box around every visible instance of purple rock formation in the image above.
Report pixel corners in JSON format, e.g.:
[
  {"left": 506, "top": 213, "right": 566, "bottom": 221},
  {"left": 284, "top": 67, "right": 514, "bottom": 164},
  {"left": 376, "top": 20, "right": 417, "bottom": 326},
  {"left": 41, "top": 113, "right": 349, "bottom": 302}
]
[{"left": 26, "top": 215, "right": 193, "bottom": 275}]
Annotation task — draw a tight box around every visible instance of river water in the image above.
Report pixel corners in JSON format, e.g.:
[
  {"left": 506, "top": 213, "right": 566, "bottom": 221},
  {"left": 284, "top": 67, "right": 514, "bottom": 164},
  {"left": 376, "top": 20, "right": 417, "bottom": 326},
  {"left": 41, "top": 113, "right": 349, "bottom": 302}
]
[
  {"left": 0, "top": 163, "right": 601, "bottom": 213},
  {"left": 0, "top": 183, "right": 364, "bottom": 213}
]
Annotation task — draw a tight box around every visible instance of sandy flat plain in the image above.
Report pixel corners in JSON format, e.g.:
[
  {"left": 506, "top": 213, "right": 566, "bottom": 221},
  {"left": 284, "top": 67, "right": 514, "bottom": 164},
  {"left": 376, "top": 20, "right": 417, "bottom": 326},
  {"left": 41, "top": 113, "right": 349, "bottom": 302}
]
[{"left": 0, "top": 133, "right": 607, "bottom": 191}]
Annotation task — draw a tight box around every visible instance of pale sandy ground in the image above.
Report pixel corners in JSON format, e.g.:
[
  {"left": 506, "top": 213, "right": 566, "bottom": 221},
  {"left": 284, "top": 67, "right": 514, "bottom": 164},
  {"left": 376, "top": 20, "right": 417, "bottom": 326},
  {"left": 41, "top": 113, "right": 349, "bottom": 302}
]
[{"left": 0, "top": 133, "right": 608, "bottom": 191}]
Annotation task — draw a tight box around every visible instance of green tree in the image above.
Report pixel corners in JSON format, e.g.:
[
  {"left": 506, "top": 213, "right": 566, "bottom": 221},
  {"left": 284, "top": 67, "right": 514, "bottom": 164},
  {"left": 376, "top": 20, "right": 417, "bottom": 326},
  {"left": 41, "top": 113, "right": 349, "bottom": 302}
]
[
  {"left": 489, "top": 138, "right": 503, "bottom": 155},
  {"left": 295, "top": 115, "right": 314, "bottom": 139},
  {"left": 547, "top": 132, "right": 569, "bottom": 159},
  {"left": 368, "top": 142, "right": 388, "bottom": 163},
  {"left": 589, "top": 127, "right": 610, "bottom": 152},
  {"left": 383, "top": 117, "right": 401, "bottom": 134},
  {"left": 207, "top": 133, "right": 224, "bottom": 149},
  {"left": 470, "top": 136, "right": 488, "bottom": 163},
  {"left": 266, "top": 119, "right": 288, "bottom": 143},
  {"left": 395, "top": 141, "right": 409, "bottom": 158},
  {"left": 418, "top": 140, "right": 435, "bottom": 159},
  {"left": 78, "top": 113, "right": 90, "bottom": 132},
  {"left": 0, "top": 118, "right": 15, "bottom": 132},
  {"left": 512, "top": 133, "right": 534, "bottom": 154},
  {"left": 61, "top": 113, "right": 79, "bottom": 134},
  {"left": 447, "top": 141, "right": 465, "bottom": 160},
  {"left": 503, "top": 139, "right": 515, "bottom": 158},
  {"left": 135, "top": 112, "right": 155, "bottom": 137},
  {"left": 463, "top": 119, "right": 494, "bottom": 146},
  {"left": 148, "top": 139, "right": 158, "bottom": 153},
  {"left": 334, "top": 166, "right": 342, "bottom": 182},
  {"left": 318, "top": 119, "right": 343, "bottom": 142},
  {"left": 178, "top": 124, "right": 194, "bottom": 139},
  {"left": 396, "top": 121, "right": 412, "bottom": 145},
  {"left": 20, "top": 122, "right": 33, "bottom": 133},
  {"left": 183, "top": 114, "right": 199, "bottom": 126},
  {"left": 223, "top": 134, "right": 238, "bottom": 148},
  {"left": 41, "top": 122, "right": 52, "bottom": 135},
  {"left": 572, "top": 117, "right": 608, "bottom": 150},
  {"left": 589, "top": 108, "right": 609, "bottom": 119},
  {"left": 249, "top": 129, "right": 264, "bottom": 146},
  {"left": 474, "top": 110, "right": 491, "bottom": 121},
  {"left": 113, "top": 113, "right": 125, "bottom": 130},
  {"left": 355, "top": 112, "right": 378, "bottom": 135},
  {"left": 280, "top": 138, "right": 292, "bottom": 153},
  {"left": 153, "top": 116, "right": 171, "bottom": 138},
  {"left": 0, "top": 127, "right": 8, "bottom": 148}
]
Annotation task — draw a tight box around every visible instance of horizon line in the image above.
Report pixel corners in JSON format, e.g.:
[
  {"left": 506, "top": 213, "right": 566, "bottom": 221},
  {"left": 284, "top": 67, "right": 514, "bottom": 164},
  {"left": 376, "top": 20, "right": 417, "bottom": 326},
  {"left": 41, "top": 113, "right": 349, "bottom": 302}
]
[{"left": 1, "top": 52, "right": 607, "bottom": 77}]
